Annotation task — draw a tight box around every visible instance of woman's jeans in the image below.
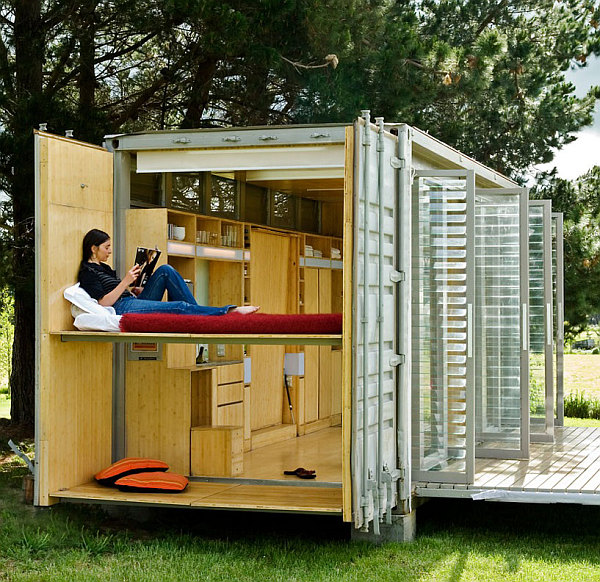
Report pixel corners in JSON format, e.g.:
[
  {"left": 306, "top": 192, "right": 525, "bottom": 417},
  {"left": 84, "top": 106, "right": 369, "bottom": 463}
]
[{"left": 114, "top": 265, "right": 234, "bottom": 316}]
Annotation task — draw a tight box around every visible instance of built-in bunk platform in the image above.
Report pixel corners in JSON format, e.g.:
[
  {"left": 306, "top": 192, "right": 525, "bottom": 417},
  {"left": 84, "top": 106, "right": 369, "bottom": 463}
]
[
  {"left": 52, "top": 481, "right": 343, "bottom": 514},
  {"left": 54, "top": 331, "right": 342, "bottom": 346}
]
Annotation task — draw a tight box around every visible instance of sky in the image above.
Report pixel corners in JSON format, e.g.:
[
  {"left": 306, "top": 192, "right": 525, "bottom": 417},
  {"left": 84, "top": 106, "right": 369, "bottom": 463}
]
[{"left": 536, "top": 55, "right": 600, "bottom": 180}]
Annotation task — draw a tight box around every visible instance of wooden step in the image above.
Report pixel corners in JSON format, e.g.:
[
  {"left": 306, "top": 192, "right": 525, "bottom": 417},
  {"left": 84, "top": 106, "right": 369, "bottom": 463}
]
[{"left": 251, "top": 423, "right": 296, "bottom": 449}]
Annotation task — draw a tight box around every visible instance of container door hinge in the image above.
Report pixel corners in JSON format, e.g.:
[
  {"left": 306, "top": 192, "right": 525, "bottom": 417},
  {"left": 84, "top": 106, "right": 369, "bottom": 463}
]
[
  {"left": 390, "top": 270, "right": 405, "bottom": 283},
  {"left": 389, "top": 354, "right": 405, "bottom": 367},
  {"left": 390, "top": 156, "right": 406, "bottom": 169},
  {"left": 381, "top": 464, "right": 402, "bottom": 524}
]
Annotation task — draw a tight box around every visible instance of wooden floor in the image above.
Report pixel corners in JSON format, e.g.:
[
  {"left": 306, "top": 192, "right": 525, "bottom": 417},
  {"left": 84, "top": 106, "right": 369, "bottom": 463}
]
[
  {"left": 416, "top": 427, "right": 600, "bottom": 502},
  {"left": 51, "top": 428, "right": 343, "bottom": 513},
  {"left": 242, "top": 427, "right": 342, "bottom": 483},
  {"left": 52, "top": 481, "right": 343, "bottom": 514}
]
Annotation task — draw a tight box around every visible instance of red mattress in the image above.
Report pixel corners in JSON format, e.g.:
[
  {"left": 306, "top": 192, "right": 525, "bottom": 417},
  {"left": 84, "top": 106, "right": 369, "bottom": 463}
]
[{"left": 119, "top": 312, "right": 342, "bottom": 334}]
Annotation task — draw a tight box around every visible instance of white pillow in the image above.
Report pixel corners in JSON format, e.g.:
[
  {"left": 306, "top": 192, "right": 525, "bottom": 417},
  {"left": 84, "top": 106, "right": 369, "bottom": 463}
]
[
  {"left": 64, "top": 283, "right": 116, "bottom": 317},
  {"left": 73, "top": 312, "right": 122, "bottom": 332}
]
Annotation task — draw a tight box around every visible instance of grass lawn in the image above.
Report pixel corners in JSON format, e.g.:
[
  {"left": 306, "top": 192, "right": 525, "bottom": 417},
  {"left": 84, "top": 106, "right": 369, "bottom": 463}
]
[
  {"left": 3, "top": 439, "right": 600, "bottom": 581},
  {"left": 564, "top": 354, "right": 600, "bottom": 399},
  {"left": 2, "top": 358, "right": 600, "bottom": 579},
  {"left": 563, "top": 416, "right": 600, "bottom": 427},
  {"left": 0, "top": 394, "right": 9, "bottom": 419}
]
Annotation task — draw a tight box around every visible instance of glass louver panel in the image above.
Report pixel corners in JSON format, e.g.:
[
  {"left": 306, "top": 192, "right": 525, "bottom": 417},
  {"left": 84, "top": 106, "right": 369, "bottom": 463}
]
[
  {"left": 412, "top": 172, "right": 475, "bottom": 484},
  {"left": 529, "top": 201, "right": 554, "bottom": 441},
  {"left": 552, "top": 213, "right": 565, "bottom": 425},
  {"left": 475, "top": 189, "right": 528, "bottom": 457}
]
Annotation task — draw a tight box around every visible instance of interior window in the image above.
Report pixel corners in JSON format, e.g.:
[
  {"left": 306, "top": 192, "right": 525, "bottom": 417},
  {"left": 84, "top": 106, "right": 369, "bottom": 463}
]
[
  {"left": 171, "top": 173, "right": 205, "bottom": 213},
  {"left": 210, "top": 175, "right": 238, "bottom": 219}
]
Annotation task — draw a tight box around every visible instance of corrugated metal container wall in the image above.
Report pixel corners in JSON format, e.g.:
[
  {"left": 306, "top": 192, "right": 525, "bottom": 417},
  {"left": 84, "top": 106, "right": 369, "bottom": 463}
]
[{"left": 352, "top": 116, "right": 400, "bottom": 532}]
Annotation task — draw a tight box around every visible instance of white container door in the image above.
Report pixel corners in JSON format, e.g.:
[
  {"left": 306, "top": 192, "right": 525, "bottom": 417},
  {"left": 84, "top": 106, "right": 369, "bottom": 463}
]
[
  {"left": 474, "top": 188, "right": 530, "bottom": 459},
  {"left": 411, "top": 170, "right": 476, "bottom": 484},
  {"left": 351, "top": 116, "right": 402, "bottom": 533}
]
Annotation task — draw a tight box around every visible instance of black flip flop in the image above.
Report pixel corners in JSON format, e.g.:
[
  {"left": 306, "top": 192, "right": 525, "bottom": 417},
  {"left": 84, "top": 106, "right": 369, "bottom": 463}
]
[
  {"left": 283, "top": 467, "right": 316, "bottom": 477},
  {"left": 296, "top": 470, "right": 317, "bottom": 479}
]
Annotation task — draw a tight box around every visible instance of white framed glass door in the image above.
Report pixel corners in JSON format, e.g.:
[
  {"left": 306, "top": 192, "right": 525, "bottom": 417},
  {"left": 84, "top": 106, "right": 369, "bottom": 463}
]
[
  {"left": 474, "top": 188, "right": 529, "bottom": 459},
  {"left": 412, "top": 170, "right": 475, "bottom": 484},
  {"left": 529, "top": 201, "right": 554, "bottom": 442},
  {"left": 552, "top": 212, "right": 565, "bottom": 426}
]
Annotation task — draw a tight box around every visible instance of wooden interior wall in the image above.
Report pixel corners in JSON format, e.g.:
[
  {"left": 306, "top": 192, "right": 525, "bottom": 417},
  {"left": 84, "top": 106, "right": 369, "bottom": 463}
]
[
  {"left": 318, "top": 270, "right": 333, "bottom": 420},
  {"left": 303, "top": 268, "right": 320, "bottom": 423},
  {"left": 36, "top": 132, "right": 114, "bottom": 505},
  {"left": 125, "top": 208, "right": 168, "bottom": 268},
  {"left": 249, "top": 230, "right": 290, "bottom": 430},
  {"left": 209, "top": 261, "right": 244, "bottom": 362},
  {"left": 125, "top": 360, "right": 191, "bottom": 474},
  {"left": 303, "top": 267, "right": 340, "bottom": 424},
  {"left": 321, "top": 201, "right": 344, "bottom": 237}
]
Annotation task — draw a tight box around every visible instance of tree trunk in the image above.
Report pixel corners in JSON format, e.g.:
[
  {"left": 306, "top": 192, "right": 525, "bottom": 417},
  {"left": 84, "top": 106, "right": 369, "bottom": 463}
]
[
  {"left": 10, "top": 0, "right": 44, "bottom": 426},
  {"left": 77, "top": 1, "right": 97, "bottom": 142},
  {"left": 180, "top": 58, "right": 218, "bottom": 128}
]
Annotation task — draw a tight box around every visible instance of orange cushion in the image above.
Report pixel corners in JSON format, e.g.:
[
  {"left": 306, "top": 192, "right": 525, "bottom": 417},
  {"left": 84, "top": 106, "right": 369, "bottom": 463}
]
[
  {"left": 94, "top": 458, "right": 169, "bottom": 486},
  {"left": 114, "top": 471, "right": 189, "bottom": 493}
]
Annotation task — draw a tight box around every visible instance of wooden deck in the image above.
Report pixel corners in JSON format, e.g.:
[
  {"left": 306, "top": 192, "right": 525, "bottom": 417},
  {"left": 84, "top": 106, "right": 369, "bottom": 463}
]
[{"left": 415, "top": 427, "right": 600, "bottom": 503}]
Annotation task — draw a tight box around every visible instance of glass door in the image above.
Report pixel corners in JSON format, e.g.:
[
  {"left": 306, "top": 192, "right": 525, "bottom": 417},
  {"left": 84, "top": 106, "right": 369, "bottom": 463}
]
[
  {"left": 529, "top": 201, "right": 554, "bottom": 442},
  {"left": 412, "top": 170, "right": 475, "bottom": 484},
  {"left": 474, "top": 188, "right": 529, "bottom": 459},
  {"left": 552, "top": 212, "right": 565, "bottom": 426}
]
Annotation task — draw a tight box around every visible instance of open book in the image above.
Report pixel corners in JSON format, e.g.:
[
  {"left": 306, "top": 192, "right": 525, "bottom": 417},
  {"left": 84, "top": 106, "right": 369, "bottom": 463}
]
[{"left": 134, "top": 247, "right": 161, "bottom": 287}]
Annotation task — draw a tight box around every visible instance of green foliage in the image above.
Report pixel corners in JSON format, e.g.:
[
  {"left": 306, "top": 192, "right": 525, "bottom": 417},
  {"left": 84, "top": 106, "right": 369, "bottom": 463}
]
[
  {"left": 564, "top": 391, "right": 600, "bottom": 419},
  {"left": 532, "top": 168, "right": 600, "bottom": 339},
  {"left": 80, "top": 527, "right": 115, "bottom": 556},
  {"left": 293, "top": 1, "right": 600, "bottom": 180},
  {"left": 4, "top": 456, "right": 600, "bottom": 580},
  {"left": 21, "top": 527, "right": 52, "bottom": 553},
  {"left": 0, "top": 1, "right": 599, "bottom": 421},
  {"left": 529, "top": 372, "right": 545, "bottom": 416},
  {"left": 0, "top": 288, "right": 14, "bottom": 394}
]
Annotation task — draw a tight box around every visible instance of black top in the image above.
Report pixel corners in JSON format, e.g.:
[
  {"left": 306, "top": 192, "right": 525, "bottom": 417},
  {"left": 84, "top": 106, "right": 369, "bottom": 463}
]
[{"left": 78, "top": 262, "right": 133, "bottom": 301}]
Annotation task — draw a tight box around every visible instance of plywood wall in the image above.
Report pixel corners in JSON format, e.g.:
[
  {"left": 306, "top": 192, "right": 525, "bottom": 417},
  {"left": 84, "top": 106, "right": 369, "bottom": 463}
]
[
  {"left": 125, "top": 359, "right": 191, "bottom": 474},
  {"left": 36, "top": 132, "right": 114, "bottom": 505},
  {"left": 249, "top": 229, "right": 290, "bottom": 430}
]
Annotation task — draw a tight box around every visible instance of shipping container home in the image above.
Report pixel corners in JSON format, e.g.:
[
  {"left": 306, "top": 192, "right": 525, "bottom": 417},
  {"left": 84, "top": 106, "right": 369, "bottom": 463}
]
[{"left": 35, "top": 114, "right": 573, "bottom": 542}]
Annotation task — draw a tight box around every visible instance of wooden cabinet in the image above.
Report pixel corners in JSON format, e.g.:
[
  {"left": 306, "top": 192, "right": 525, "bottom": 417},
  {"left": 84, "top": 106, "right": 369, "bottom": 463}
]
[
  {"left": 191, "top": 364, "right": 244, "bottom": 428},
  {"left": 303, "top": 267, "right": 342, "bottom": 426},
  {"left": 191, "top": 426, "right": 243, "bottom": 477},
  {"left": 124, "top": 208, "right": 343, "bottom": 475}
]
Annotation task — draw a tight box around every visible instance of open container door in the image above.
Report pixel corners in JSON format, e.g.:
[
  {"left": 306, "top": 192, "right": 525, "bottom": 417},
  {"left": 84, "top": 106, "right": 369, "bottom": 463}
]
[
  {"left": 552, "top": 212, "right": 565, "bottom": 426},
  {"left": 34, "top": 131, "right": 114, "bottom": 505},
  {"left": 474, "top": 188, "right": 529, "bottom": 459},
  {"left": 528, "top": 200, "right": 554, "bottom": 442},
  {"left": 351, "top": 114, "right": 402, "bottom": 533},
  {"left": 411, "top": 170, "right": 475, "bottom": 484}
]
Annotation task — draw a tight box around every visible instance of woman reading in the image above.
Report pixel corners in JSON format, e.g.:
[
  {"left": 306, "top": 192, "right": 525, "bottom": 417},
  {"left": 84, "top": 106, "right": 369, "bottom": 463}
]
[{"left": 78, "top": 229, "right": 259, "bottom": 316}]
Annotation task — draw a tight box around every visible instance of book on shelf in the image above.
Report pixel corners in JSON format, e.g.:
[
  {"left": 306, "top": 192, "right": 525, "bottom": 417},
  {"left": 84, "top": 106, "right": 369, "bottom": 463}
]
[{"left": 134, "top": 246, "right": 161, "bottom": 287}]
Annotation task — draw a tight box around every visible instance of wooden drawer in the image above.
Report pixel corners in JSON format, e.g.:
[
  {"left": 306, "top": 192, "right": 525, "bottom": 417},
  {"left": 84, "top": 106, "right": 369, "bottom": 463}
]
[
  {"left": 217, "top": 402, "right": 244, "bottom": 426},
  {"left": 217, "top": 381, "right": 243, "bottom": 406},
  {"left": 217, "top": 363, "right": 244, "bottom": 385}
]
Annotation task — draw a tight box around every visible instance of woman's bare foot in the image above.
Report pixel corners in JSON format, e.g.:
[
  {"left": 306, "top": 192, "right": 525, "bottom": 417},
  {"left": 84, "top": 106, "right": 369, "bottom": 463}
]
[{"left": 231, "top": 305, "right": 260, "bottom": 315}]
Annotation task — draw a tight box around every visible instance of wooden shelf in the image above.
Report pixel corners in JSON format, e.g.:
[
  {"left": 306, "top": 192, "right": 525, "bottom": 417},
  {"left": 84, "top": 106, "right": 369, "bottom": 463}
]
[{"left": 55, "top": 331, "right": 342, "bottom": 346}]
